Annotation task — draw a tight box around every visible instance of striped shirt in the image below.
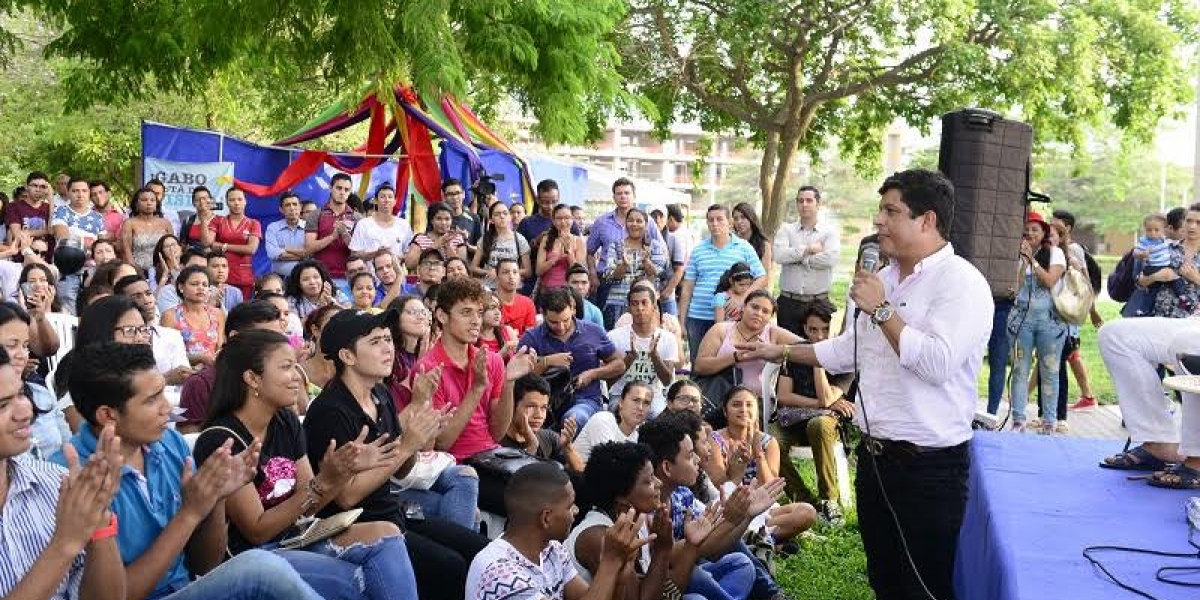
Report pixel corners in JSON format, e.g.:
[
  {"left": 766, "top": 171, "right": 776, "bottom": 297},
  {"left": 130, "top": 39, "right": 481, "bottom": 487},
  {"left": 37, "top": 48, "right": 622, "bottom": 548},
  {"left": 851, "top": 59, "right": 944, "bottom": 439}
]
[
  {"left": 0, "top": 456, "right": 84, "bottom": 600},
  {"left": 683, "top": 236, "right": 765, "bottom": 320}
]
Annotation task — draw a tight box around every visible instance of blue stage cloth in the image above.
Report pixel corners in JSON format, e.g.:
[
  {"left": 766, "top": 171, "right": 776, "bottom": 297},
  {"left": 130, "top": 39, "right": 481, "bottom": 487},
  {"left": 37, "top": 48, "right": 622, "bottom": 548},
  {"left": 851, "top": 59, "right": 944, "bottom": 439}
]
[{"left": 954, "top": 432, "right": 1200, "bottom": 600}]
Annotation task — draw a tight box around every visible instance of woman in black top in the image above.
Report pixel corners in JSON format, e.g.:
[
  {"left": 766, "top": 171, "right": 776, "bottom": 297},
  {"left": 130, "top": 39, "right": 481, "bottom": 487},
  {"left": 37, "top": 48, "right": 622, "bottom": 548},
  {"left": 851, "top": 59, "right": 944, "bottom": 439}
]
[{"left": 193, "top": 329, "right": 419, "bottom": 600}]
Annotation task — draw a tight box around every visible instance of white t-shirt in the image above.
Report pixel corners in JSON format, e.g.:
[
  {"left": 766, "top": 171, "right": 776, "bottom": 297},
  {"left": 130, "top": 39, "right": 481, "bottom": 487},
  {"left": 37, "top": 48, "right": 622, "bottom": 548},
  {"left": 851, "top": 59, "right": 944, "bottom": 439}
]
[
  {"left": 572, "top": 411, "right": 639, "bottom": 465},
  {"left": 466, "top": 538, "right": 577, "bottom": 600},
  {"left": 606, "top": 325, "right": 678, "bottom": 416},
  {"left": 1025, "top": 246, "right": 1067, "bottom": 293},
  {"left": 348, "top": 216, "right": 414, "bottom": 258}
]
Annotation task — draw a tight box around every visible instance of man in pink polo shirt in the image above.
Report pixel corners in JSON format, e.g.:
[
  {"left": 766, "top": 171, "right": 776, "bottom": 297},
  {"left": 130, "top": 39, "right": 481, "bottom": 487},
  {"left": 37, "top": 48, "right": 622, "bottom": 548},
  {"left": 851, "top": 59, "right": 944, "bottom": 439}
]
[{"left": 415, "top": 277, "right": 536, "bottom": 462}]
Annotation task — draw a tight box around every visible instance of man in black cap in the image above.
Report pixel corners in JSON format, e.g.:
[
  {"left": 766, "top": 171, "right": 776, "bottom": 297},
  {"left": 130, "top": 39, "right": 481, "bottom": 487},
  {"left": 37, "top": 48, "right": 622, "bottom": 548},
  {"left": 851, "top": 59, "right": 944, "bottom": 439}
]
[{"left": 303, "top": 307, "right": 490, "bottom": 600}]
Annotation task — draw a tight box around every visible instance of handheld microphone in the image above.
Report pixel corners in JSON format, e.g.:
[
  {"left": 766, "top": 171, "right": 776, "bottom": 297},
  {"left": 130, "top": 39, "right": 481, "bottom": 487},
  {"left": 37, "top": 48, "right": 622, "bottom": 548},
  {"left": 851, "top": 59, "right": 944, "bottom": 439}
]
[{"left": 854, "top": 243, "right": 882, "bottom": 318}]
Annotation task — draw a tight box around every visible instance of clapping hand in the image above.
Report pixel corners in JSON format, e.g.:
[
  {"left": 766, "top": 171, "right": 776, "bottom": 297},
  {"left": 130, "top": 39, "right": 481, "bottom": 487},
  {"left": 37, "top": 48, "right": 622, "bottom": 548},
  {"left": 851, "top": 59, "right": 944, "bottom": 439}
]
[
  {"left": 224, "top": 438, "right": 262, "bottom": 497},
  {"left": 682, "top": 500, "right": 722, "bottom": 547},
  {"left": 411, "top": 365, "right": 442, "bottom": 403},
  {"left": 180, "top": 441, "right": 235, "bottom": 519},
  {"left": 53, "top": 425, "right": 123, "bottom": 552},
  {"left": 648, "top": 333, "right": 661, "bottom": 362},
  {"left": 558, "top": 416, "right": 578, "bottom": 447},
  {"left": 470, "top": 350, "right": 488, "bottom": 392},
  {"left": 600, "top": 508, "right": 655, "bottom": 565},
  {"left": 398, "top": 401, "right": 443, "bottom": 453},
  {"left": 505, "top": 346, "right": 537, "bottom": 382},
  {"left": 720, "top": 485, "right": 751, "bottom": 525},
  {"left": 746, "top": 478, "right": 787, "bottom": 517},
  {"left": 650, "top": 502, "right": 674, "bottom": 555}
]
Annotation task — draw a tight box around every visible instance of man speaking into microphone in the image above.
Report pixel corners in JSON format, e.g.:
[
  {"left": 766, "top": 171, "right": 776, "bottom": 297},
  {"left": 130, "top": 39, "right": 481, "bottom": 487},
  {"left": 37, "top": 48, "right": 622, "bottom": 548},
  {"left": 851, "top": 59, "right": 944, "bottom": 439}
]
[{"left": 740, "top": 169, "right": 993, "bottom": 600}]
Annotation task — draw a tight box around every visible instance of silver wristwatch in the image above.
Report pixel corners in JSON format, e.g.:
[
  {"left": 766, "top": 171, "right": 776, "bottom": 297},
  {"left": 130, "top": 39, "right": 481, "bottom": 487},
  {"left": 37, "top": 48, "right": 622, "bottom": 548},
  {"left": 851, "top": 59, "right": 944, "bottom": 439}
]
[{"left": 870, "top": 301, "right": 894, "bottom": 325}]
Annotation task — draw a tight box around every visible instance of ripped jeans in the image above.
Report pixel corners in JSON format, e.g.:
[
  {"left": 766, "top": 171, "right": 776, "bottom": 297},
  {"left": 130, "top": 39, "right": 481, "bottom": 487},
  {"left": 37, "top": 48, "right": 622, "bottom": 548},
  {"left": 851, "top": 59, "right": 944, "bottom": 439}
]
[
  {"left": 275, "top": 535, "right": 418, "bottom": 600},
  {"left": 1008, "top": 304, "right": 1067, "bottom": 426}
]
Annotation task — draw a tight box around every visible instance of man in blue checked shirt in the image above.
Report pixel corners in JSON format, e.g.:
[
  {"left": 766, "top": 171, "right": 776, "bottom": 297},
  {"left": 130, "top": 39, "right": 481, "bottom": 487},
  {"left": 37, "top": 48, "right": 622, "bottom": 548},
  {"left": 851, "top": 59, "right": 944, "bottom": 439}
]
[
  {"left": 264, "top": 192, "right": 310, "bottom": 278},
  {"left": 586, "top": 178, "right": 665, "bottom": 309}
]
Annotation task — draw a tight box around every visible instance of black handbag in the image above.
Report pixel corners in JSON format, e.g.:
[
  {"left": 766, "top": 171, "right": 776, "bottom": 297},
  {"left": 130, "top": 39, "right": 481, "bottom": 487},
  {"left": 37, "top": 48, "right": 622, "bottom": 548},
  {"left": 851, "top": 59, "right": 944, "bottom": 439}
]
[
  {"left": 541, "top": 367, "right": 577, "bottom": 430},
  {"left": 692, "top": 366, "right": 740, "bottom": 430},
  {"left": 466, "top": 447, "right": 558, "bottom": 482}
]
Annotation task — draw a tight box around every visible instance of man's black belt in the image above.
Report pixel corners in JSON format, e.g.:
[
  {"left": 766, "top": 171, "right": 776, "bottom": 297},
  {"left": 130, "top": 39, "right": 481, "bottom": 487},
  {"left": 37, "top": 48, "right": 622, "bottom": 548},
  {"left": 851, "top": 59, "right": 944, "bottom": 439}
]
[
  {"left": 860, "top": 434, "right": 966, "bottom": 458},
  {"left": 779, "top": 291, "right": 829, "bottom": 302}
]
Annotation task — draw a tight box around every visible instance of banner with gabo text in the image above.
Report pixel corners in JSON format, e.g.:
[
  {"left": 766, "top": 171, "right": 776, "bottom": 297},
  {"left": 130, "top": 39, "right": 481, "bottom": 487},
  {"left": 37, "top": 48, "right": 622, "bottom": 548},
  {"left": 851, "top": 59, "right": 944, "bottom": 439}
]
[{"left": 143, "top": 158, "right": 235, "bottom": 216}]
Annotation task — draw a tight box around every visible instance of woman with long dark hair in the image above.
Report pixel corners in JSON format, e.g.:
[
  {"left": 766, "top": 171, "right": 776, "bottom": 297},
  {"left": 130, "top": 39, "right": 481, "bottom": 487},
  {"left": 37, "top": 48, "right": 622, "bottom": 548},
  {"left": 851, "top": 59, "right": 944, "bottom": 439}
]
[
  {"left": 299, "top": 304, "right": 341, "bottom": 392},
  {"left": 0, "top": 301, "right": 70, "bottom": 457},
  {"left": 694, "top": 289, "right": 800, "bottom": 393},
  {"left": 286, "top": 259, "right": 342, "bottom": 321},
  {"left": 160, "top": 264, "right": 225, "bottom": 365},
  {"left": 405, "top": 203, "right": 467, "bottom": 269},
  {"left": 731, "top": 202, "right": 772, "bottom": 272},
  {"left": 470, "top": 201, "right": 531, "bottom": 287},
  {"left": 601, "top": 207, "right": 667, "bottom": 328},
  {"left": 535, "top": 203, "right": 585, "bottom": 290},
  {"left": 195, "top": 329, "right": 420, "bottom": 600},
  {"left": 386, "top": 295, "right": 430, "bottom": 409},
  {"left": 120, "top": 186, "right": 174, "bottom": 273},
  {"left": 571, "top": 380, "right": 653, "bottom": 465},
  {"left": 152, "top": 233, "right": 183, "bottom": 290}
]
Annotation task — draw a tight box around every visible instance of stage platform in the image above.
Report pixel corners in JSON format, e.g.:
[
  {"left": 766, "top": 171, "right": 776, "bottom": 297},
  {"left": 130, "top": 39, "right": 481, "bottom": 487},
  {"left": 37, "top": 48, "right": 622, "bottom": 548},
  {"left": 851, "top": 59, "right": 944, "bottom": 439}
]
[{"left": 955, "top": 432, "right": 1200, "bottom": 600}]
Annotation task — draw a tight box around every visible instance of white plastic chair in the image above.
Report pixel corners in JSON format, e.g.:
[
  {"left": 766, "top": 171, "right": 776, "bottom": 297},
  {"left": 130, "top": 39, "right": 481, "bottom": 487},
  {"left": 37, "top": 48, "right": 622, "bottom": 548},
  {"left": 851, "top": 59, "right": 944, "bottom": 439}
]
[{"left": 44, "top": 313, "right": 78, "bottom": 397}]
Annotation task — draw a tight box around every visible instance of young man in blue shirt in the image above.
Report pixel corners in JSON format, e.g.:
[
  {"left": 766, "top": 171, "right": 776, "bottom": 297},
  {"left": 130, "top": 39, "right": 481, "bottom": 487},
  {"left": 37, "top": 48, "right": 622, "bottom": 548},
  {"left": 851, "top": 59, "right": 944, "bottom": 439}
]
[{"left": 58, "top": 342, "right": 324, "bottom": 600}]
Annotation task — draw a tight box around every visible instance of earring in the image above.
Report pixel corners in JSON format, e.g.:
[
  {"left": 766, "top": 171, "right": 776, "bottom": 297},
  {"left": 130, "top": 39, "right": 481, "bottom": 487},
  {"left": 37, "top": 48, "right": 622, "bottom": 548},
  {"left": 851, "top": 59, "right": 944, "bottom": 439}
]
[{"left": 253, "top": 388, "right": 260, "bottom": 397}]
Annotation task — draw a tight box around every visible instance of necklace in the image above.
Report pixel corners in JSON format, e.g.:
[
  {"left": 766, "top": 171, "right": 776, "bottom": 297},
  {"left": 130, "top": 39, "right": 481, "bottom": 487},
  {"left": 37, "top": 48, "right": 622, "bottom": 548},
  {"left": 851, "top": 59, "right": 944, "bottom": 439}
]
[{"left": 734, "top": 323, "right": 758, "bottom": 343}]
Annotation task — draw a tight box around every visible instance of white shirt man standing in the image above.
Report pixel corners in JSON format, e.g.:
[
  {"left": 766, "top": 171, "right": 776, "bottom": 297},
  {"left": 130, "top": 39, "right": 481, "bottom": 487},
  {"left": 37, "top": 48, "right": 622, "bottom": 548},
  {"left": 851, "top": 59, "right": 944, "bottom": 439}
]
[
  {"left": 739, "top": 169, "right": 993, "bottom": 600},
  {"left": 773, "top": 185, "right": 840, "bottom": 336}
]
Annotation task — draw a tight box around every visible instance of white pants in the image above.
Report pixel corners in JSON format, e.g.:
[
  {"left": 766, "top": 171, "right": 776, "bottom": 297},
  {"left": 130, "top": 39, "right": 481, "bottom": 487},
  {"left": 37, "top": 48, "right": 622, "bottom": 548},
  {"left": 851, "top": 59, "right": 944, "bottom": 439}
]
[{"left": 1097, "top": 317, "right": 1200, "bottom": 456}]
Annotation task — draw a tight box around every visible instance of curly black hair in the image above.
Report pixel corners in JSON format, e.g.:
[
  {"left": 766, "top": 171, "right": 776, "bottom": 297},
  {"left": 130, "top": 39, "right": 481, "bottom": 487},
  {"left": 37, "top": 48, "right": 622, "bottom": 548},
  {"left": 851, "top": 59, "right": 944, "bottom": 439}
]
[{"left": 582, "top": 441, "right": 653, "bottom": 514}]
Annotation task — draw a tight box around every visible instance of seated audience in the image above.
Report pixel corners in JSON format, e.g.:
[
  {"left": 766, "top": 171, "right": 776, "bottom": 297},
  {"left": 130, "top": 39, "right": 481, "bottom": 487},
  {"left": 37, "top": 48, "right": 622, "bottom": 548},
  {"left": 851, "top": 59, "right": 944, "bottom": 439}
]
[
  {"left": 299, "top": 304, "right": 341, "bottom": 393},
  {"left": 160, "top": 264, "right": 225, "bottom": 367},
  {"left": 302, "top": 308, "right": 489, "bottom": 600},
  {"left": 0, "top": 345, "right": 126, "bottom": 600},
  {"left": 694, "top": 290, "right": 800, "bottom": 394},
  {"left": 496, "top": 258, "right": 537, "bottom": 336},
  {"left": 388, "top": 295, "right": 429, "bottom": 408},
  {"left": 155, "top": 248, "right": 208, "bottom": 312},
  {"left": 774, "top": 300, "right": 854, "bottom": 523},
  {"left": 570, "top": 441, "right": 722, "bottom": 600},
  {"left": 178, "top": 300, "right": 288, "bottom": 433},
  {"left": 114, "top": 274, "right": 194, "bottom": 386},
  {"left": 572, "top": 381, "right": 652, "bottom": 465},
  {"left": 350, "top": 271, "right": 380, "bottom": 312},
  {"left": 204, "top": 251, "right": 244, "bottom": 312},
  {"left": 477, "top": 290, "right": 517, "bottom": 357},
  {"left": 640, "top": 411, "right": 788, "bottom": 600},
  {"left": 502, "top": 374, "right": 585, "bottom": 473},
  {"left": 194, "top": 329, "right": 419, "bottom": 600},
  {"left": 523, "top": 287, "right": 625, "bottom": 429},
  {"left": 567, "top": 262, "right": 605, "bottom": 328},
  {"left": 445, "top": 255, "right": 471, "bottom": 280},
  {"left": 58, "top": 342, "right": 327, "bottom": 600},
  {"left": 371, "top": 249, "right": 404, "bottom": 308},
  {"left": 607, "top": 283, "right": 679, "bottom": 416},
  {"left": 465, "top": 461, "right": 649, "bottom": 600},
  {"left": 0, "top": 301, "right": 70, "bottom": 458},
  {"left": 402, "top": 248, "right": 446, "bottom": 298},
  {"left": 286, "top": 258, "right": 344, "bottom": 322}
]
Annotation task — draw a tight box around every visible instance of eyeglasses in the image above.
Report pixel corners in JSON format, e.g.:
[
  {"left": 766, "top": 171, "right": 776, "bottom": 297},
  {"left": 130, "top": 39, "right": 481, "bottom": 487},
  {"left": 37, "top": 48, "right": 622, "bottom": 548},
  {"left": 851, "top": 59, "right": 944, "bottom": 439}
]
[
  {"left": 113, "top": 325, "right": 155, "bottom": 338},
  {"left": 420, "top": 261, "right": 445, "bottom": 269},
  {"left": 671, "top": 394, "right": 702, "bottom": 408}
]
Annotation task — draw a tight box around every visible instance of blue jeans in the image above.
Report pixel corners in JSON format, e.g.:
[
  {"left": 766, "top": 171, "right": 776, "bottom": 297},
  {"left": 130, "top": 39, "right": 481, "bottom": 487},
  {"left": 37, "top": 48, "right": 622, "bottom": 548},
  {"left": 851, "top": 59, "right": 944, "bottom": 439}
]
[
  {"left": 986, "top": 300, "right": 1014, "bottom": 414},
  {"left": 57, "top": 272, "right": 82, "bottom": 316},
  {"left": 396, "top": 465, "right": 479, "bottom": 531},
  {"left": 685, "top": 317, "right": 714, "bottom": 368},
  {"left": 276, "top": 535, "right": 418, "bottom": 600},
  {"left": 1008, "top": 306, "right": 1067, "bottom": 425},
  {"left": 733, "top": 539, "right": 781, "bottom": 599},
  {"left": 660, "top": 296, "right": 678, "bottom": 316},
  {"left": 688, "top": 552, "right": 755, "bottom": 600},
  {"left": 563, "top": 396, "right": 605, "bottom": 430},
  {"left": 149, "top": 548, "right": 323, "bottom": 600}
]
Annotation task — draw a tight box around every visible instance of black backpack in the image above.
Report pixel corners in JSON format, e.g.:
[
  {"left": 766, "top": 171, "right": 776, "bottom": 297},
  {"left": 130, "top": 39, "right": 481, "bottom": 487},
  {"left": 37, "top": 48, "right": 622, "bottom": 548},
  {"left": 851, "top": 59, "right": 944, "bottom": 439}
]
[
  {"left": 1107, "top": 249, "right": 1137, "bottom": 303},
  {"left": 1083, "top": 250, "right": 1102, "bottom": 295}
]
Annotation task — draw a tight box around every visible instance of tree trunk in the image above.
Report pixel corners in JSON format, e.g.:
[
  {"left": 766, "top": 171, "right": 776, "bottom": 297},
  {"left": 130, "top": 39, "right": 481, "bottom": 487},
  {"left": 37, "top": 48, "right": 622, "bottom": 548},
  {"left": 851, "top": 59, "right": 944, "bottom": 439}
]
[{"left": 759, "top": 130, "right": 804, "bottom": 237}]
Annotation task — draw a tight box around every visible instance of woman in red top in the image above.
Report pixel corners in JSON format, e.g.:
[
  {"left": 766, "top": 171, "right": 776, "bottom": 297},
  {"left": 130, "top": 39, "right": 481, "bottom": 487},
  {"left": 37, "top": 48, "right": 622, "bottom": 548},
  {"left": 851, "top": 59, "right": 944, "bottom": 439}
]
[
  {"left": 477, "top": 291, "right": 516, "bottom": 359},
  {"left": 201, "top": 187, "right": 261, "bottom": 299},
  {"left": 535, "top": 203, "right": 585, "bottom": 290}
]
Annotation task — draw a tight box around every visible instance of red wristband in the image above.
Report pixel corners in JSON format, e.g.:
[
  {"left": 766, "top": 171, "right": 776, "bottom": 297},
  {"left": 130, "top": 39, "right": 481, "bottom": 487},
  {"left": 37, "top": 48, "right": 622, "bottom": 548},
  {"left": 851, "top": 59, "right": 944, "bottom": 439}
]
[{"left": 90, "top": 513, "right": 118, "bottom": 542}]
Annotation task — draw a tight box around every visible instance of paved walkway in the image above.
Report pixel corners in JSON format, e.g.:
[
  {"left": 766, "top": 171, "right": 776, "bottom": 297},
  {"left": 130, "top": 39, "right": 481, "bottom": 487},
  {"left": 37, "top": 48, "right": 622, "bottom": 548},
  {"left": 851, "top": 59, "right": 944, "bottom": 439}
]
[{"left": 979, "top": 399, "right": 1127, "bottom": 441}]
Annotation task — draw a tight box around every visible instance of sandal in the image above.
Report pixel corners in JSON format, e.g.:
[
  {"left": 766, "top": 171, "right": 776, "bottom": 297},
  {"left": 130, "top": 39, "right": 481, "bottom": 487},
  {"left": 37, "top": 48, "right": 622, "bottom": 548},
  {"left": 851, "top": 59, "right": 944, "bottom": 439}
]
[
  {"left": 1099, "top": 446, "right": 1172, "bottom": 471},
  {"left": 1148, "top": 464, "right": 1200, "bottom": 489}
]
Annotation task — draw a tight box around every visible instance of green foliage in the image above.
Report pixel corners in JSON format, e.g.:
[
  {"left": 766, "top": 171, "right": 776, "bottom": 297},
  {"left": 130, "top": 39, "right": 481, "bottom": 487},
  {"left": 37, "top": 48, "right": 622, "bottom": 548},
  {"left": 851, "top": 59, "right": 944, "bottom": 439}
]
[
  {"left": 16, "top": 0, "right": 631, "bottom": 145},
  {"left": 623, "top": 0, "right": 1200, "bottom": 235}
]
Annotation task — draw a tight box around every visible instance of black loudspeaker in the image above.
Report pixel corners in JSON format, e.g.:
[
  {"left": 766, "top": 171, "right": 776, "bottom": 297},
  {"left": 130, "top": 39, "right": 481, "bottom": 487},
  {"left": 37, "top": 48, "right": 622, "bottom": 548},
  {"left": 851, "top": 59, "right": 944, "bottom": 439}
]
[{"left": 938, "top": 109, "right": 1033, "bottom": 298}]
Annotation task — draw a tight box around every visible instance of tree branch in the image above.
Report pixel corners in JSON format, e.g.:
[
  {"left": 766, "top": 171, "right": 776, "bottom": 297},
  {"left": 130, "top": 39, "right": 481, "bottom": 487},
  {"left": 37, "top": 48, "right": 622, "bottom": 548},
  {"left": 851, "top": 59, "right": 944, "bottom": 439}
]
[{"left": 806, "top": 45, "right": 946, "bottom": 103}]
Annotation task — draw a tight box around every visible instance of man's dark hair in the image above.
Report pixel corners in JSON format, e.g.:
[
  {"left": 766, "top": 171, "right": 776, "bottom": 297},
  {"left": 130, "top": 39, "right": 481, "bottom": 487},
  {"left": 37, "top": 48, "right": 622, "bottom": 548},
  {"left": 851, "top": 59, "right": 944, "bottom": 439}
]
[
  {"left": 436, "top": 277, "right": 487, "bottom": 314},
  {"left": 225, "top": 186, "right": 245, "bottom": 199},
  {"left": 1190, "top": 202, "right": 1200, "bottom": 213},
  {"left": 146, "top": 178, "right": 165, "bottom": 189},
  {"left": 801, "top": 298, "right": 837, "bottom": 324},
  {"left": 566, "top": 263, "right": 589, "bottom": 279},
  {"left": 611, "top": 177, "right": 635, "bottom": 194},
  {"left": 638, "top": 411, "right": 693, "bottom": 470},
  {"left": 68, "top": 176, "right": 89, "bottom": 189},
  {"left": 88, "top": 180, "right": 109, "bottom": 192},
  {"left": 113, "top": 274, "right": 146, "bottom": 296},
  {"left": 330, "top": 173, "right": 352, "bottom": 186},
  {"left": 536, "top": 179, "right": 559, "bottom": 195},
  {"left": 494, "top": 257, "right": 519, "bottom": 274},
  {"left": 877, "top": 169, "right": 955, "bottom": 239},
  {"left": 666, "top": 204, "right": 684, "bottom": 222},
  {"left": 442, "top": 177, "right": 463, "bottom": 192},
  {"left": 1167, "top": 207, "right": 1187, "bottom": 231},
  {"left": 797, "top": 185, "right": 822, "bottom": 200},
  {"left": 206, "top": 250, "right": 228, "bottom": 263},
  {"left": 69, "top": 342, "right": 158, "bottom": 427},
  {"left": 76, "top": 284, "right": 113, "bottom": 316},
  {"left": 26, "top": 171, "right": 49, "bottom": 185},
  {"left": 180, "top": 248, "right": 209, "bottom": 265},
  {"left": 514, "top": 374, "right": 551, "bottom": 402},
  {"left": 1051, "top": 209, "right": 1076, "bottom": 230},
  {"left": 225, "top": 300, "right": 282, "bottom": 337},
  {"left": 191, "top": 186, "right": 211, "bottom": 201},
  {"left": 279, "top": 191, "right": 300, "bottom": 206},
  {"left": 505, "top": 462, "right": 571, "bottom": 523},
  {"left": 537, "top": 286, "right": 575, "bottom": 314},
  {"left": 706, "top": 204, "right": 729, "bottom": 218},
  {"left": 583, "top": 442, "right": 654, "bottom": 514}
]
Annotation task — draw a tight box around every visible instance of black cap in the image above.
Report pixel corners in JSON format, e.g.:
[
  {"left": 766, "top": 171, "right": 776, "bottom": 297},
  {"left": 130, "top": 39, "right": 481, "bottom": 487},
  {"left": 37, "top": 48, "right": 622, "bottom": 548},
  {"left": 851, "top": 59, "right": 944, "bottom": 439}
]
[
  {"left": 320, "top": 308, "right": 398, "bottom": 359},
  {"left": 418, "top": 248, "right": 444, "bottom": 265}
]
